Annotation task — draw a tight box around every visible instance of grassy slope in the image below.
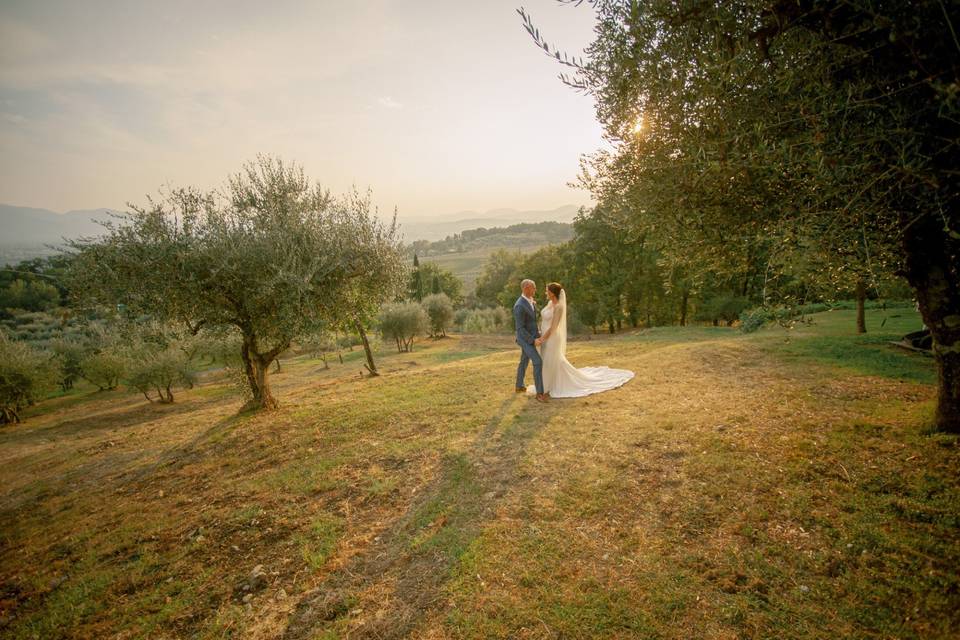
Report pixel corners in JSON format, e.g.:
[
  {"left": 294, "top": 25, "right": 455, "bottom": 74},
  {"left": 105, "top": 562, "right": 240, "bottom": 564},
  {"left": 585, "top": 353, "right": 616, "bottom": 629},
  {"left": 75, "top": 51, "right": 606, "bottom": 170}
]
[{"left": 0, "top": 309, "right": 957, "bottom": 640}]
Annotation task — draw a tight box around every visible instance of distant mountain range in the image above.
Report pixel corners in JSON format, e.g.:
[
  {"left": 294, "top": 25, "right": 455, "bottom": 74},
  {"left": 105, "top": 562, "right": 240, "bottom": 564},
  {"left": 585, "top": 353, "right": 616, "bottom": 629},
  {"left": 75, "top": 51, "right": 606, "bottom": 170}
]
[
  {"left": 0, "top": 202, "right": 586, "bottom": 264},
  {"left": 0, "top": 204, "right": 118, "bottom": 246}
]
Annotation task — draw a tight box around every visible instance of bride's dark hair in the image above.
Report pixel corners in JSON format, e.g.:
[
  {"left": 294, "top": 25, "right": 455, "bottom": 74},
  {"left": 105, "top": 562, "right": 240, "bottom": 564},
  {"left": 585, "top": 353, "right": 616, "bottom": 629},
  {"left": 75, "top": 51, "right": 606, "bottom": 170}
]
[{"left": 547, "top": 282, "right": 563, "bottom": 298}]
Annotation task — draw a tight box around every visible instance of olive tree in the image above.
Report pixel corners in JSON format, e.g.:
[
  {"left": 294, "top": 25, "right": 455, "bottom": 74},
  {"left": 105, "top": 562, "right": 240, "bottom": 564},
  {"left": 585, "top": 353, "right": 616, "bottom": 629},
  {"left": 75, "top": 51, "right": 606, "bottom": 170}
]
[
  {"left": 422, "top": 293, "right": 454, "bottom": 338},
  {"left": 125, "top": 347, "right": 195, "bottom": 404},
  {"left": 68, "top": 156, "right": 405, "bottom": 410},
  {"left": 379, "top": 302, "right": 428, "bottom": 352},
  {"left": 79, "top": 349, "right": 126, "bottom": 391},
  {"left": 0, "top": 334, "right": 59, "bottom": 424}
]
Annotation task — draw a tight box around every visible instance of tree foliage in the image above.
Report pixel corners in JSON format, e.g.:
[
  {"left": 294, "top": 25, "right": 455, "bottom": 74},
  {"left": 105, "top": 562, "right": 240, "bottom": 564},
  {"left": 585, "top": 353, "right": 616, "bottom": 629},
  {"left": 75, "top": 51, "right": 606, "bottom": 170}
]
[
  {"left": 474, "top": 249, "right": 526, "bottom": 308},
  {"left": 407, "top": 261, "right": 463, "bottom": 305},
  {"left": 0, "top": 278, "right": 60, "bottom": 313},
  {"left": 125, "top": 347, "right": 195, "bottom": 404},
  {"left": 0, "top": 333, "right": 60, "bottom": 424},
  {"left": 524, "top": 0, "right": 960, "bottom": 430},
  {"left": 422, "top": 293, "right": 454, "bottom": 338},
  {"left": 79, "top": 350, "right": 126, "bottom": 391},
  {"left": 48, "top": 337, "right": 85, "bottom": 391},
  {"left": 379, "top": 301, "right": 428, "bottom": 352}
]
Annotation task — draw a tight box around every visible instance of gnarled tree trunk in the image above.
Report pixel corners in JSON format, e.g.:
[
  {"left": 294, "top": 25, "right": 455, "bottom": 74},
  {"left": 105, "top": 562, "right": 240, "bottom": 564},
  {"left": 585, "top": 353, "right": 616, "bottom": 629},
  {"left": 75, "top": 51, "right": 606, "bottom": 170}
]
[
  {"left": 902, "top": 212, "right": 960, "bottom": 433},
  {"left": 240, "top": 333, "right": 286, "bottom": 410}
]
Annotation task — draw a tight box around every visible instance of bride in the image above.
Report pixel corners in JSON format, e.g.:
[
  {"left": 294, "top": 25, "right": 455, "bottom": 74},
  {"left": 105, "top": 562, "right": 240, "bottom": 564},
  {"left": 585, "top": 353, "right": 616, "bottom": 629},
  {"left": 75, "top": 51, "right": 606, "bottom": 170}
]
[{"left": 529, "top": 282, "right": 634, "bottom": 399}]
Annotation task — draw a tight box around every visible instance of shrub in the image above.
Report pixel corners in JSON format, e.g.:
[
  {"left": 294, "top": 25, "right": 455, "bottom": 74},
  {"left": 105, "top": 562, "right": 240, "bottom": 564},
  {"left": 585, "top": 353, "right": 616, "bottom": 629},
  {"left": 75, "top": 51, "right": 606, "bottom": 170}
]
[
  {"left": 453, "top": 308, "right": 471, "bottom": 330},
  {"left": 460, "top": 307, "right": 511, "bottom": 334},
  {"left": 421, "top": 294, "right": 454, "bottom": 338},
  {"left": 0, "top": 334, "right": 60, "bottom": 424},
  {"left": 695, "top": 294, "right": 751, "bottom": 326},
  {"left": 739, "top": 307, "right": 772, "bottom": 333},
  {"left": 379, "top": 302, "right": 428, "bottom": 352}
]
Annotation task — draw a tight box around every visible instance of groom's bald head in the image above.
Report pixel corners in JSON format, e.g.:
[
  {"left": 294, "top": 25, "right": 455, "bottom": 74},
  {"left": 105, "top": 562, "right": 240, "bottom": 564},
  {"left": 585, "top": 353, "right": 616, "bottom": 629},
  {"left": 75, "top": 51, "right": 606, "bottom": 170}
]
[{"left": 521, "top": 279, "right": 536, "bottom": 297}]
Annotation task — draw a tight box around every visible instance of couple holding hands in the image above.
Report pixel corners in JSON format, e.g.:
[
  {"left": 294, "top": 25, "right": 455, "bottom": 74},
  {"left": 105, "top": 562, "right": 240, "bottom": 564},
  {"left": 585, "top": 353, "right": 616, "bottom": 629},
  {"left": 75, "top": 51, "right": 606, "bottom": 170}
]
[{"left": 513, "top": 279, "right": 634, "bottom": 402}]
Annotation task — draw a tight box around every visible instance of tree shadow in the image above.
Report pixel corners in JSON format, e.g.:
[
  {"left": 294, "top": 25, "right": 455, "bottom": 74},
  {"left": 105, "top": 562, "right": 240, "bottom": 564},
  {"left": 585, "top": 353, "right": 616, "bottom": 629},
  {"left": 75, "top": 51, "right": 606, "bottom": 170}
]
[
  {"left": 0, "top": 394, "right": 227, "bottom": 448},
  {"left": 0, "top": 397, "right": 243, "bottom": 515},
  {"left": 282, "top": 394, "right": 562, "bottom": 640}
]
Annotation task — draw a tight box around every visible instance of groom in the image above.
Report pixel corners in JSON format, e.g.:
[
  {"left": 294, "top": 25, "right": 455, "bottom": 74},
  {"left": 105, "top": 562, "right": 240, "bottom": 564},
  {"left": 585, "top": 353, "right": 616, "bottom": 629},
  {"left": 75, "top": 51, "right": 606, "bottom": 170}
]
[{"left": 513, "top": 279, "right": 547, "bottom": 402}]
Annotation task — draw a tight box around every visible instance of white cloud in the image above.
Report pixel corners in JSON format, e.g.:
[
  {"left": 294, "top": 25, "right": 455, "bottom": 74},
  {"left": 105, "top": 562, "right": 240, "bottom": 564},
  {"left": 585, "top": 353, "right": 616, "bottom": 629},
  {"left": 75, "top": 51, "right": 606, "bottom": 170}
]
[{"left": 377, "top": 96, "right": 403, "bottom": 109}]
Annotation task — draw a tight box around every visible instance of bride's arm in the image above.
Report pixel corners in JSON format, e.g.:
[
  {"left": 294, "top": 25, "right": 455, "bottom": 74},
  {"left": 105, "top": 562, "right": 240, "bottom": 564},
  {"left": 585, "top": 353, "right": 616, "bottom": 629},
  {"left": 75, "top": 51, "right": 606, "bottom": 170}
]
[{"left": 542, "top": 303, "right": 563, "bottom": 341}]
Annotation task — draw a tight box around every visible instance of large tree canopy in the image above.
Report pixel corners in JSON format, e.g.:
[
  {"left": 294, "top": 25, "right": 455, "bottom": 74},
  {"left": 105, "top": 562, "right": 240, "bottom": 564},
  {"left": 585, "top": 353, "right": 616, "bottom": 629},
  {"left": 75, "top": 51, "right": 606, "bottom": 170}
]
[
  {"left": 68, "top": 156, "right": 405, "bottom": 410},
  {"left": 523, "top": 0, "right": 959, "bottom": 431}
]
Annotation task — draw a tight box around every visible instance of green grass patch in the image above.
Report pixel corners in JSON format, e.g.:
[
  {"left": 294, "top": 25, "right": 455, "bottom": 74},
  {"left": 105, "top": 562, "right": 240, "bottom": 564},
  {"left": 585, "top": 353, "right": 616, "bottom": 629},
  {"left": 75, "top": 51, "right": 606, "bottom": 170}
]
[
  {"left": 758, "top": 309, "right": 934, "bottom": 383},
  {"left": 301, "top": 514, "right": 343, "bottom": 569},
  {"left": 189, "top": 384, "right": 236, "bottom": 399},
  {"left": 405, "top": 454, "right": 482, "bottom": 557},
  {"left": 6, "top": 558, "right": 118, "bottom": 640}
]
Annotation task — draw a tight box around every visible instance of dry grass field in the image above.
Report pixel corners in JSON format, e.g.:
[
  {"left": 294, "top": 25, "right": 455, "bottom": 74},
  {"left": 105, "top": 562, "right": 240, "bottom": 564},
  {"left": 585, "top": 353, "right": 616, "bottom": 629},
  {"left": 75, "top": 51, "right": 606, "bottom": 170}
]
[{"left": 1, "top": 309, "right": 957, "bottom": 639}]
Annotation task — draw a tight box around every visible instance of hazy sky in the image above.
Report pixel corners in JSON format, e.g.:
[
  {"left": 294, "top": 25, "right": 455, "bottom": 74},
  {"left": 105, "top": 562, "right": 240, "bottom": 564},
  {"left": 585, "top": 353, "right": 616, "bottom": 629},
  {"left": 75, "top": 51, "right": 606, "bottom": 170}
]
[{"left": 0, "top": 0, "right": 605, "bottom": 219}]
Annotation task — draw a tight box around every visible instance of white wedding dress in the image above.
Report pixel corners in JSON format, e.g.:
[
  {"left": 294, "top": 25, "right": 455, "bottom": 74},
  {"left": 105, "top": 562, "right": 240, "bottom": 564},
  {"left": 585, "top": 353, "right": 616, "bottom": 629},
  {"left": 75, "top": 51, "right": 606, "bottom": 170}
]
[{"left": 528, "top": 290, "right": 634, "bottom": 398}]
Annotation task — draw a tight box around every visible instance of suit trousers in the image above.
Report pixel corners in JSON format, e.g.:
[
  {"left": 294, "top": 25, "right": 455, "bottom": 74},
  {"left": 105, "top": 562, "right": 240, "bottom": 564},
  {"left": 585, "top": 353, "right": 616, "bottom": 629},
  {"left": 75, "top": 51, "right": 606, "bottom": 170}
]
[{"left": 516, "top": 339, "right": 544, "bottom": 395}]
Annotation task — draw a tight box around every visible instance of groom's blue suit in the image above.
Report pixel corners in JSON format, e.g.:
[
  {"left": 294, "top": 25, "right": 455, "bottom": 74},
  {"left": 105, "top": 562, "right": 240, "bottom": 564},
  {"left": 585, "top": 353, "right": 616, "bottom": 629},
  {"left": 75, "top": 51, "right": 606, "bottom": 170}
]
[{"left": 514, "top": 295, "right": 544, "bottom": 395}]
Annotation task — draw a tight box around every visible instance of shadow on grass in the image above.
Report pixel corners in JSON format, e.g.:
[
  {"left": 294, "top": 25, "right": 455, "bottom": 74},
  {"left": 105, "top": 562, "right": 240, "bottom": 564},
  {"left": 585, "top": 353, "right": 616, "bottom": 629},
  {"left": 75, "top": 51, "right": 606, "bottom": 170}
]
[
  {"left": 0, "top": 394, "right": 223, "bottom": 447},
  {"left": 113, "top": 410, "right": 248, "bottom": 488},
  {"left": 0, "top": 400, "right": 246, "bottom": 515},
  {"left": 282, "top": 394, "right": 562, "bottom": 640}
]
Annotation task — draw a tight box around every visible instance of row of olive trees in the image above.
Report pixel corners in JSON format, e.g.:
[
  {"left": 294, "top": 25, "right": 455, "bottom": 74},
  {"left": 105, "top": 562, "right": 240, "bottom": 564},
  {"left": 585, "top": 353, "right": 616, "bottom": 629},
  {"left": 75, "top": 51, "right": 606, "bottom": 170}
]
[
  {"left": 66, "top": 156, "right": 406, "bottom": 411},
  {"left": 0, "top": 321, "right": 213, "bottom": 424}
]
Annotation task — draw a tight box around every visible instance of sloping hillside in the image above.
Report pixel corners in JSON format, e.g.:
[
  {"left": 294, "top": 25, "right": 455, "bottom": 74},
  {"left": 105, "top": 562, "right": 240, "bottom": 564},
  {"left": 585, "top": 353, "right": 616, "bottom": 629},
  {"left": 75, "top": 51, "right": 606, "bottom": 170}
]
[
  {"left": 409, "top": 221, "right": 573, "bottom": 257},
  {"left": 408, "top": 221, "right": 574, "bottom": 293},
  {"left": 0, "top": 310, "right": 957, "bottom": 639}
]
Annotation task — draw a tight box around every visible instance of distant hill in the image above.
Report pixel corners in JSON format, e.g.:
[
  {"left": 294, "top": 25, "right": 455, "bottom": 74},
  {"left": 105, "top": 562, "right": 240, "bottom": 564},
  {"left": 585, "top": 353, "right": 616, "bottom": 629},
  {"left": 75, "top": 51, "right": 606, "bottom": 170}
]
[
  {"left": 406, "top": 220, "right": 576, "bottom": 294},
  {"left": 0, "top": 204, "right": 116, "bottom": 243},
  {"left": 0, "top": 204, "right": 119, "bottom": 265},
  {"left": 407, "top": 221, "right": 573, "bottom": 257},
  {"left": 397, "top": 205, "right": 581, "bottom": 242}
]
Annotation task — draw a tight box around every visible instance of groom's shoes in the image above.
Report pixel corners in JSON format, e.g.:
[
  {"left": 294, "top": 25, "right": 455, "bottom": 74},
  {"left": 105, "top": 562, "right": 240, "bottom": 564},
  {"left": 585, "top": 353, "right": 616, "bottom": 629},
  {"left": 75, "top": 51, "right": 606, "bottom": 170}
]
[
  {"left": 515, "top": 386, "right": 527, "bottom": 393},
  {"left": 535, "top": 393, "right": 549, "bottom": 403}
]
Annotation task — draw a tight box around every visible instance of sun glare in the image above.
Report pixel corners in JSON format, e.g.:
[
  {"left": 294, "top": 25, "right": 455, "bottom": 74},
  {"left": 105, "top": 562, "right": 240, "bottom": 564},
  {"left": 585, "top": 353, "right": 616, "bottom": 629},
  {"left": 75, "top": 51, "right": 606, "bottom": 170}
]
[{"left": 633, "top": 113, "right": 649, "bottom": 135}]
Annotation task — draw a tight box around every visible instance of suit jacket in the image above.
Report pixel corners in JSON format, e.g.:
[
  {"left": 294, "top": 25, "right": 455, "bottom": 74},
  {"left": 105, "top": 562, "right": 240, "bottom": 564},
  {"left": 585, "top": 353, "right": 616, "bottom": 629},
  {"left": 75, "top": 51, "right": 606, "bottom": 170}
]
[{"left": 513, "top": 295, "right": 540, "bottom": 345}]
